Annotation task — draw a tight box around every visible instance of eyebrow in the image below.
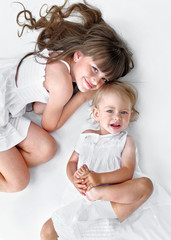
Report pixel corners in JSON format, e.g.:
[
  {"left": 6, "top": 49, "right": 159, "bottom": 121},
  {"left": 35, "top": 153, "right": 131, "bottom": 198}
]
[{"left": 104, "top": 106, "right": 130, "bottom": 111}]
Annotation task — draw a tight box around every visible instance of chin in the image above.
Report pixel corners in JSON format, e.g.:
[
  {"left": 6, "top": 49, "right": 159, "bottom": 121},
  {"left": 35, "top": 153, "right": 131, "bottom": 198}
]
[
  {"left": 79, "top": 86, "right": 90, "bottom": 93},
  {"left": 110, "top": 129, "right": 122, "bottom": 134}
]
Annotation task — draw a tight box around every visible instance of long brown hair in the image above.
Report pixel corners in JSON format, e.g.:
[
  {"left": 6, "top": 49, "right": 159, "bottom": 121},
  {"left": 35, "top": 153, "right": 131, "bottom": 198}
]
[{"left": 16, "top": 0, "right": 134, "bottom": 82}]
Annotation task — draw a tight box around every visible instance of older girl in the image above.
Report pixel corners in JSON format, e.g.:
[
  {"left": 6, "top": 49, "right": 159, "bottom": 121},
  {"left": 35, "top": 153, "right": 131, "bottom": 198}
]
[{"left": 0, "top": 1, "right": 133, "bottom": 192}]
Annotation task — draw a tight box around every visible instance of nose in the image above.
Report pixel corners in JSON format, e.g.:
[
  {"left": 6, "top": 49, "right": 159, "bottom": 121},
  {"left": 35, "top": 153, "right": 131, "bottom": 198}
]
[
  {"left": 91, "top": 77, "right": 99, "bottom": 85},
  {"left": 113, "top": 113, "right": 121, "bottom": 121}
]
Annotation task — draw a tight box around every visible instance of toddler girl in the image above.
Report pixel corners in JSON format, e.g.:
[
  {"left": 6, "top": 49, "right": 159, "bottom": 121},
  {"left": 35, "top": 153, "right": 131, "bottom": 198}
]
[{"left": 40, "top": 81, "right": 153, "bottom": 240}]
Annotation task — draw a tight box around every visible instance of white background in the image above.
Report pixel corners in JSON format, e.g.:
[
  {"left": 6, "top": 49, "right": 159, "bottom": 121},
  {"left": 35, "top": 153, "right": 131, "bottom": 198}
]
[{"left": 0, "top": 0, "right": 171, "bottom": 239}]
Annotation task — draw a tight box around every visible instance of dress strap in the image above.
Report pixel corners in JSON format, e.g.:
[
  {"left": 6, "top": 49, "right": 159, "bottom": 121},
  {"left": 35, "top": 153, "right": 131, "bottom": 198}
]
[{"left": 60, "top": 60, "right": 70, "bottom": 73}]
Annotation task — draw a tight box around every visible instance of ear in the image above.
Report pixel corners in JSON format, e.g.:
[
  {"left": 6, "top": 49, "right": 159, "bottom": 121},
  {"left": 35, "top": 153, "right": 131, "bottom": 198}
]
[
  {"left": 130, "top": 110, "right": 134, "bottom": 119},
  {"left": 92, "top": 107, "right": 100, "bottom": 122},
  {"left": 73, "top": 51, "right": 84, "bottom": 62}
]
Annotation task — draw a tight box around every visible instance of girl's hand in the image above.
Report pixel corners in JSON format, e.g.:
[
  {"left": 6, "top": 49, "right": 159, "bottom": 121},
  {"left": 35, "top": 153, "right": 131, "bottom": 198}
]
[
  {"left": 33, "top": 102, "right": 46, "bottom": 114},
  {"left": 83, "top": 171, "right": 101, "bottom": 191},
  {"left": 73, "top": 173, "right": 87, "bottom": 195},
  {"left": 83, "top": 90, "right": 97, "bottom": 101}
]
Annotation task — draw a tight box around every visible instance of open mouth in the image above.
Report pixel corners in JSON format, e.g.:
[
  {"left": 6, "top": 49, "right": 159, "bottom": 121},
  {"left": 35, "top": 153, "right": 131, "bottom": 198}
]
[{"left": 110, "top": 124, "right": 121, "bottom": 129}]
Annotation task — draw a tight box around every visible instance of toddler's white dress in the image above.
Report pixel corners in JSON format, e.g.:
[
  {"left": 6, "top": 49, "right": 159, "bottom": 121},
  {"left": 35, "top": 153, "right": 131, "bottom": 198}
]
[
  {"left": 52, "top": 131, "right": 171, "bottom": 240},
  {"left": 0, "top": 49, "right": 70, "bottom": 151}
]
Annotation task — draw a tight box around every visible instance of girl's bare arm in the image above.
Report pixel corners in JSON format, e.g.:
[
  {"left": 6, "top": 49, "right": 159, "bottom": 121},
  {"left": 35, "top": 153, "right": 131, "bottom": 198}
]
[
  {"left": 41, "top": 61, "right": 74, "bottom": 132},
  {"left": 35, "top": 60, "right": 96, "bottom": 131},
  {"left": 67, "top": 151, "right": 78, "bottom": 183},
  {"left": 55, "top": 90, "right": 95, "bottom": 129},
  {"left": 33, "top": 91, "right": 94, "bottom": 129},
  {"left": 67, "top": 151, "right": 87, "bottom": 195}
]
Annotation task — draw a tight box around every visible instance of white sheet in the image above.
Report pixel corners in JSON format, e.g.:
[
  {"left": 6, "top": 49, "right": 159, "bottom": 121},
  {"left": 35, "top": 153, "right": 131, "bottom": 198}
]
[{"left": 0, "top": 0, "right": 171, "bottom": 239}]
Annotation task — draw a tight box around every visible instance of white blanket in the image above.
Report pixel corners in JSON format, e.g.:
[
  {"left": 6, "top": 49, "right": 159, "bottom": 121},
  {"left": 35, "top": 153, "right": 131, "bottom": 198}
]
[{"left": 0, "top": 0, "right": 171, "bottom": 239}]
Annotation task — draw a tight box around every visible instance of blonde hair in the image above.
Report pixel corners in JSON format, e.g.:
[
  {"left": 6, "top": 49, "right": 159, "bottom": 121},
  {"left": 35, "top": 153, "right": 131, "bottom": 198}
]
[
  {"left": 92, "top": 81, "right": 139, "bottom": 122},
  {"left": 16, "top": 0, "right": 134, "bottom": 82}
]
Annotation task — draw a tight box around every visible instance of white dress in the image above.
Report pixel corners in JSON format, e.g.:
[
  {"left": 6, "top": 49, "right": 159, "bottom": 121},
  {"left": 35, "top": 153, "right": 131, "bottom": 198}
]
[
  {"left": 52, "top": 131, "right": 171, "bottom": 240},
  {"left": 0, "top": 49, "right": 70, "bottom": 151}
]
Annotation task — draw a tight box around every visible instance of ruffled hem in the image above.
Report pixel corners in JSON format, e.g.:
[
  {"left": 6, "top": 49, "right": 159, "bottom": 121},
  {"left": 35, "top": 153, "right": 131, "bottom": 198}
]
[
  {"left": 52, "top": 200, "right": 83, "bottom": 240},
  {"left": 52, "top": 199, "right": 171, "bottom": 240},
  {"left": 0, "top": 116, "right": 31, "bottom": 151},
  {"left": 52, "top": 198, "right": 117, "bottom": 240}
]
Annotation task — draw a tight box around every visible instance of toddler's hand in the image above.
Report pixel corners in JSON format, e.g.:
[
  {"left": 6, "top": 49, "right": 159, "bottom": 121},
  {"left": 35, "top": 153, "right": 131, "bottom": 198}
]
[
  {"left": 83, "top": 171, "right": 101, "bottom": 191},
  {"left": 73, "top": 173, "right": 87, "bottom": 195}
]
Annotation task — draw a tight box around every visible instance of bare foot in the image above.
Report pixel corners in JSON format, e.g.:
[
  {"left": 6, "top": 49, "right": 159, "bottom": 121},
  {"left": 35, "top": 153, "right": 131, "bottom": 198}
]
[
  {"left": 75, "top": 164, "right": 90, "bottom": 178},
  {"left": 86, "top": 187, "right": 101, "bottom": 201}
]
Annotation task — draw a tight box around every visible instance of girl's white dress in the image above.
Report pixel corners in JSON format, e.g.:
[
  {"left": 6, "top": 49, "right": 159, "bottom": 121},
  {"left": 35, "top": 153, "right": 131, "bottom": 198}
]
[
  {"left": 0, "top": 49, "right": 70, "bottom": 151},
  {"left": 52, "top": 131, "right": 171, "bottom": 240}
]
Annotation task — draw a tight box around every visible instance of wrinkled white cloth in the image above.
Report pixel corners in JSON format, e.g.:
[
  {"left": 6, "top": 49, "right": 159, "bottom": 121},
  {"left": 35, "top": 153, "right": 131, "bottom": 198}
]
[
  {"left": 52, "top": 131, "right": 171, "bottom": 240},
  {"left": 0, "top": 49, "right": 70, "bottom": 151},
  {"left": 0, "top": 49, "right": 49, "bottom": 151}
]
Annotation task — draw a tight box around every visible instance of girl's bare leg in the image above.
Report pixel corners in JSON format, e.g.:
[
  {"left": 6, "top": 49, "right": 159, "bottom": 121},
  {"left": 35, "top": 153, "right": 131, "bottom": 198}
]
[
  {"left": 17, "top": 122, "right": 57, "bottom": 167},
  {"left": 0, "top": 122, "right": 57, "bottom": 192},
  {"left": 40, "top": 218, "right": 58, "bottom": 240},
  {"left": 0, "top": 147, "right": 30, "bottom": 192},
  {"left": 86, "top": 177, "right": 153, "bottom": 222}
]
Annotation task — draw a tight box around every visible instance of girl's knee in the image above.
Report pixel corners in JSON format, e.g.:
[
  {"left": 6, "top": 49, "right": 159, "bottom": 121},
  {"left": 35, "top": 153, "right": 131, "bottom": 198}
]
[
  {"left": 7, "top": 171, "right": 30, "bottom": 192},
  {"left": 40, "top": 219, "right": 57, "bottom": 240},
  {"left": 139, "top": 177, "right": 153, "bottom": 197},
  {"left": 40, "top": 136, "right": 57, "bottom": 163}
]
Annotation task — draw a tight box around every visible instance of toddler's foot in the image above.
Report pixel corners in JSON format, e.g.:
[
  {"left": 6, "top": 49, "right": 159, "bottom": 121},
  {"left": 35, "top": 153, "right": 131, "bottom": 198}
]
[
  {"left": 75, "top": 164, "right": 90, "bottom": 178},
  {"left": 86, "top": 187, "right": 101, "bottom": 201}
]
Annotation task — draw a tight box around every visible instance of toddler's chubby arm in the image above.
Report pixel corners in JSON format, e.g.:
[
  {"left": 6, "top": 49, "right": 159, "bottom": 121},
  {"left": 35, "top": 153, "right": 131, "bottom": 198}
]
[
  {"left": 82, "top": 136, "right": 136, "bottom": 190},
  {"left": 67, "top": 151, "right": 87, "bottom": 195}
]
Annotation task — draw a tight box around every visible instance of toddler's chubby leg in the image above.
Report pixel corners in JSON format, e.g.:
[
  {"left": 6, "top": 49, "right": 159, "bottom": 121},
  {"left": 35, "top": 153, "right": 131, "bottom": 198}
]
[
  {"left": 74, "top": 165, "right": 101, "bottom": 201},
  {"left": 40, "top": 218, "right": 58, "bottom": 240},
  {"left": 75, "top": 165, "right": 103, "bottom": 201},
  {"left": 86, "top": 178, "right": 153, "bottom": 222},
  {"left": 86, "top": 186, "right": 103, "bottom": 201},
  {"left": 74, "top": 164, "right": 90, "bottom": 178}
]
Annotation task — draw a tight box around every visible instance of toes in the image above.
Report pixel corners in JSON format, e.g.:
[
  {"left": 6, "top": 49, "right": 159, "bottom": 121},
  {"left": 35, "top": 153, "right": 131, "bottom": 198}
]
[
  {"left": 76, "top": 164, "right": 90, "bottom": 177},
  {"left": 82, "top": 164, "right": 89, "bottom": 173}
]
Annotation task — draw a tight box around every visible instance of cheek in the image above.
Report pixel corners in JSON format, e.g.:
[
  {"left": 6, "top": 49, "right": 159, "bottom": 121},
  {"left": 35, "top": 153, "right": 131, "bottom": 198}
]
[
  {"left": 96, "top": 81, "right": 105, "bottom": 89},
  {"left": 123, "top": 116, "right": 130, "bottom": 125}
]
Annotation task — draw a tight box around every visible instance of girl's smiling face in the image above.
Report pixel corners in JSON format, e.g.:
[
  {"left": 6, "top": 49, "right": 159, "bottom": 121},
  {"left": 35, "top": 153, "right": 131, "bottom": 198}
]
[
  {"left": 93, "top": 91, "right": 133, "bottom": 135},
  {"left": 71, "top": 51, "right": 108, "bottom": 92}
]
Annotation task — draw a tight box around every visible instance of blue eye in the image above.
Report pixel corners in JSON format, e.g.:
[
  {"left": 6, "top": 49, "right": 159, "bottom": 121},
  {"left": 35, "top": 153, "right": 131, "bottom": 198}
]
[
  {"left": 92, "top": 66, "right": 98, "bottom": 73},
  {"left": 107, "top": 110, "right": 113, "bottom": 113},
  {"left": 102, "top": 78, "right": 108, "bottom": 83},
  {"left": 121, "top": 111, "right": 128, "bottom": 115}
]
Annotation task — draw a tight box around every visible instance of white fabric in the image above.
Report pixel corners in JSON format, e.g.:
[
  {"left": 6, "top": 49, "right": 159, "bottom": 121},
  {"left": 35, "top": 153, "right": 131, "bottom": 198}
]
[
  {"left": 52, "top": 131, "right": 171, "bottom": 240},
  {"left": 1, "top": 1, "right": 171, "bottom": 239},
  {"left": 0, "top": 49, "right": 49, "bottom": 150},
  {"left": 52, "top": 132, "right": 127, "bottom": 239},
  {"left": 60, "top": 60, "right": 71, "bottom": 72},
  {"left": 76, "top": 131, "right": 127, "bottom": 172},
  {"left": 0, "top": 50, "right": 70, "bottom": 151}
]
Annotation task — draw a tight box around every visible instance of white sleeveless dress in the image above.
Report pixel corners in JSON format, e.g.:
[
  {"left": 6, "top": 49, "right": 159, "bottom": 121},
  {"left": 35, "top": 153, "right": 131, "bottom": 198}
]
[
  {"left": 52, "top": 131, "right": 127, "bottom": 238},
  {"left": 0, "top": 49, "right": 70, "bottom": 151},
  {"left": 52, "top": 131, "right": 171, "bottom": 240}
]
